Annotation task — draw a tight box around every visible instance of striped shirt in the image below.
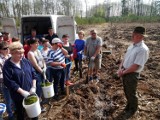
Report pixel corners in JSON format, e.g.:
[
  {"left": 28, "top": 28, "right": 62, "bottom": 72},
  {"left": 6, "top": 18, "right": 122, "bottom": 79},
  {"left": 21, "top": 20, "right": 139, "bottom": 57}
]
[
  {"left": 0, "top": 54, "right": 11, "bottom": 87},
  {"left": 47, "top": 48, "right": 65, "bottom": 69}
]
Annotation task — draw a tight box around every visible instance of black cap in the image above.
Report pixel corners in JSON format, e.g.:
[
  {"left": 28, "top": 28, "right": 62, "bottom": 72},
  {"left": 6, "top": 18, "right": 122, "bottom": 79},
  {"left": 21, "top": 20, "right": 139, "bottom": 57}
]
[
  {"left": 133, "top": 26, "right": 145, "bottom": 35},
  {"left": 62, "top": 34, "right": 69, "bottom": 38}
]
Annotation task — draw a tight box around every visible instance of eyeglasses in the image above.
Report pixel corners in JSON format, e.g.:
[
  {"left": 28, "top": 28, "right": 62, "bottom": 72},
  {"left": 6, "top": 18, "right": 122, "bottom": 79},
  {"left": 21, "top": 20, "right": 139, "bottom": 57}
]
[{"left": 2, "top": 47, "right": 9, "bottom": 50}]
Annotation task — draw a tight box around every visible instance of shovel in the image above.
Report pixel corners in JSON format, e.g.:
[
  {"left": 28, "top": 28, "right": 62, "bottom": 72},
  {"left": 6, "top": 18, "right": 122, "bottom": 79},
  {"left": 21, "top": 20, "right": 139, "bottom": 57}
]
[{"left": 85, "top": 58, "right": 90, "bottom": 84}]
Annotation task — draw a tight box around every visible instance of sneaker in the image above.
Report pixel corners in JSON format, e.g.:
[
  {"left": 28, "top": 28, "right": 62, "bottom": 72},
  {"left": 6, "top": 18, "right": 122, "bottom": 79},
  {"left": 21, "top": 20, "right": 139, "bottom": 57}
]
[
  {"left": 94, "top": 76, "right": 99, "bottom": 83},
  {"left": 41, "top": 106, "right": 47, "bottom": 112}
]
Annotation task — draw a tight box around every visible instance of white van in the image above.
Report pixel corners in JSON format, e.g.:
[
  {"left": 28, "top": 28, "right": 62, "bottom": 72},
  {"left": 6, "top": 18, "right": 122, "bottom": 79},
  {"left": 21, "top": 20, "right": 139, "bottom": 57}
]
[
  {"left": 0, "top": 15, "right": 78, "bottom": 44},
  {"left": 21, "top": 15, "right": 77, "bottom": 44},
  {"left": 0, "top": 17, "right": 18, "bottom": 38}
]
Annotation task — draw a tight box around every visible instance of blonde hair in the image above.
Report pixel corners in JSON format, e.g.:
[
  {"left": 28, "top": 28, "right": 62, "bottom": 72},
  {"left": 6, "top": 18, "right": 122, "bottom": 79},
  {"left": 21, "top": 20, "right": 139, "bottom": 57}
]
[
  {"left": 78, "top": 30, "right": 85, "bottom": 36},
  {"left": 9, "top": 42, "right": 24, "bottom": 54}
]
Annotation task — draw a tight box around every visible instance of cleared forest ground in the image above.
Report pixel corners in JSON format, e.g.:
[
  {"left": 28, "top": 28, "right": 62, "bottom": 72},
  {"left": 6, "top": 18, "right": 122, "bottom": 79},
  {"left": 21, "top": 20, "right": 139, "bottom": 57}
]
[{"left": 2, "top": 23, "right": 160, "bottom": 120}]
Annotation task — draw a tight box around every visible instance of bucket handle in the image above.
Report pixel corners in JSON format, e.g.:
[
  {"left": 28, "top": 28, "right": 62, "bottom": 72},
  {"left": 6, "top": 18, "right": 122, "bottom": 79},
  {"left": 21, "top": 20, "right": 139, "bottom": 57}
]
[{"left": 42, "top": 71, "right": 50, "bottom": 85}]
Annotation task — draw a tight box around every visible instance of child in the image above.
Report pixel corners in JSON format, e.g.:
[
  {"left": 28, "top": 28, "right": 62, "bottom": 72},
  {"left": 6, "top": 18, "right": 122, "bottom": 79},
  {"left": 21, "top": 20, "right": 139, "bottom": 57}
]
[{"left": 73, "top": 31, "right": 85, "bottom": 78}]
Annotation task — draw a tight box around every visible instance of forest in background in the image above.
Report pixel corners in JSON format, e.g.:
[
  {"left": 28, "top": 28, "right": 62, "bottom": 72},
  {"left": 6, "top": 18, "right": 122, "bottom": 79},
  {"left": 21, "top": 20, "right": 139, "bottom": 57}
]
[{"left": 0, "top": 0, "right": 160, "bottom": 25}]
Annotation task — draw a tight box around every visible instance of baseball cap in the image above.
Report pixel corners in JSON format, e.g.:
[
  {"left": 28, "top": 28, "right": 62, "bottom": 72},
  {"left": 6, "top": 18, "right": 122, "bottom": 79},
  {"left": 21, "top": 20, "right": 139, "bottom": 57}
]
[{"left": 52, "top": 38, "right": 62, "bottom": 44}]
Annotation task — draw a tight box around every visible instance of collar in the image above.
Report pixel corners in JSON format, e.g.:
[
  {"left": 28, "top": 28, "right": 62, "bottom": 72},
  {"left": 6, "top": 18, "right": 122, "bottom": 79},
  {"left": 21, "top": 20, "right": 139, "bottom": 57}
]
[
  {"left": 133, "top": 40, "right": 144, "bottom": 47},
  {"left": 0, "top": 54, "right": 10, "bottom": 59}
]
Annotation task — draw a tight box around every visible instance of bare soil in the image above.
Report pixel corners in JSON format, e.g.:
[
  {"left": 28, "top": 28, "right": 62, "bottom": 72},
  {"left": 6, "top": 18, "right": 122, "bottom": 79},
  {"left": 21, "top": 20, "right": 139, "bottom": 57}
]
[{"left": 2, "top": 23, "right": 160, "bottom": 120}]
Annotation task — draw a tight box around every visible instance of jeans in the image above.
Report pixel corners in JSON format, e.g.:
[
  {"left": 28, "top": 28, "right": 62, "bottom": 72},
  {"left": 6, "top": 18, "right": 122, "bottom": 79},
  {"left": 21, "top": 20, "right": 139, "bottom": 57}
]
[
  {"left": 65, "top": 62, "right": 72, "bottom": 81},
  {"left": 0, "top": 85, "right": 14, "bottom": 118},
  {"left": 36, "top": 72, "right": 43, "bottom": 97},
  {"left": 46, "top": 67, "right": 65, "bottom": 95}
]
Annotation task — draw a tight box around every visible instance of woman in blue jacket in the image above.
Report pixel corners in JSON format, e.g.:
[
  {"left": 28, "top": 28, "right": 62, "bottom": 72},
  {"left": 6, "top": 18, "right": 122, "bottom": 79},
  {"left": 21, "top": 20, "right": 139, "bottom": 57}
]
[{"left": 3, "top": 42, "right": 38, "bottom": 120}]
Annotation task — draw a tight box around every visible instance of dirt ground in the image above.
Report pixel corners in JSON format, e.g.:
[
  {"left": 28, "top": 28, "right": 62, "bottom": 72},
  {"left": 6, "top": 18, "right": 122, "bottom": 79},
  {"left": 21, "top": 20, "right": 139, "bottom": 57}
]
[
  {"left": 2, "top": 23, "right": 160, "bottom": 120},
  {"left": 38, "top": 23, "right": 160, "bottom": 120}
]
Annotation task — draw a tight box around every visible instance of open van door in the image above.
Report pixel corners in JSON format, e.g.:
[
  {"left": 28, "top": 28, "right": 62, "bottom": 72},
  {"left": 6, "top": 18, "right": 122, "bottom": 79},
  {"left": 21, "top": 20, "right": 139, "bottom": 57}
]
[
  {"left": 56, "top": 16, "right": 76, "bottom": 44},
  {"left": 0, "top": 18, "right": 18, "bottom": 38}
]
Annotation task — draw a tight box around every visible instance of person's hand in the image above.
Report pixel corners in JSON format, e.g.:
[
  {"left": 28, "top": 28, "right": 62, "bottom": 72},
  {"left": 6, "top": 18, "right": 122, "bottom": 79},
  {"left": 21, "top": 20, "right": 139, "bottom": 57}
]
[
  {"left": 57, "top": 43, "right": 62, "bottom": 49},
  {"left": 41, "top": 68, "right": 46, "bottom": 75},
  {"left": 70, "top": 54, "right": 74, "bottom": 61},
  {"left": 61, "top": 63, "right": 66, "bottom": 68},
  {"left": 117, "top": 69, "right": 123, "bottom": 77},
  {"left": 91, "top": 56, "right": 95, "bottom": 61},
  {"left": 78, "top": 51, "right": 82, "bottom": 54},
  {"left": 30, "top": 87, "right": 36, "bottom": 94},
  {"left": 21, "top": 90, "right": 30, "bottom": 98},
  {"left": 82, "top": 55, "right": 87, "bottom": 60}
]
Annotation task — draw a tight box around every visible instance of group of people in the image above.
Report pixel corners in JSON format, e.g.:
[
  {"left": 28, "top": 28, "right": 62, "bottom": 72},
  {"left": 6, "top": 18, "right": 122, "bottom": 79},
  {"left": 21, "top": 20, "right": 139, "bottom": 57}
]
[
  {"left": 0, "top": 27, "right": 103, "bottom": 120},
  {"left": 0, "top": 26, "right": 149, "bottom": 120}
]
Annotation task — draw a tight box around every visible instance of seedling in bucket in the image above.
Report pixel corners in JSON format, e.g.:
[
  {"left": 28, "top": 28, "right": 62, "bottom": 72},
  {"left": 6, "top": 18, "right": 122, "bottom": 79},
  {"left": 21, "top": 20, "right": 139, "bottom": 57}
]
[
  {"left": 41, "top": 72, "right": 54, "bottom": 98},
  {"left": 23, "top": 93, "right": 41, "bottom": 118}
]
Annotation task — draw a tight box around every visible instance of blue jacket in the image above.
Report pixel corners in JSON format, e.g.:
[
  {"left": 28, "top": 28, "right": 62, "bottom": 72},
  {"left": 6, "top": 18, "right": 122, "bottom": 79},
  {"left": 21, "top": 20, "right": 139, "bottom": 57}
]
[
  {"left": 3, "top": 58, "right": 37, "bottom": 101},
  {"left": 74, "top": 39, "right": 85, "bottom": 60}
]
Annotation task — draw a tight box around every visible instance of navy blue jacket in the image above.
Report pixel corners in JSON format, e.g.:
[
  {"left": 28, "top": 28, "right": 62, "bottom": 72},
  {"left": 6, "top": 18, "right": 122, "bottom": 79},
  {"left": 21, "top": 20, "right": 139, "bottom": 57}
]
[{"left": 3, "top": 58, "right": 37, "bottom": 101}]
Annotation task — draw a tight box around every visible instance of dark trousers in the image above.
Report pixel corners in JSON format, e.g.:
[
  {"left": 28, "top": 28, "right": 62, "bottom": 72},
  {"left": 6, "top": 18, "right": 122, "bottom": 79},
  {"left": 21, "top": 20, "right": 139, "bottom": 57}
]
[
  {"left": 14, "top": 100, "right": 38, "bottom": 120},
  {"left": 74, "top": 58, "right": 82, "bottom": 78},
  {"left": 74, "top": 58, "right": 82, "bottom": 71},
  {"left": 46, "top": 67, "right": 65, "bottom": 95},
  {"left": 122, "top": 72, "right": 139, "bottom": 112}
]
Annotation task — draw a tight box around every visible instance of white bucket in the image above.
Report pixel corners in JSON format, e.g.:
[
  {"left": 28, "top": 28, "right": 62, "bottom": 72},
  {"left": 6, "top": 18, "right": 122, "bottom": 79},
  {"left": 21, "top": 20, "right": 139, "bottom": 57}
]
[
  {"left": 22, "top": 95, "right": 41, "bottom": 118},
  {"left": 42, "top": 83, "right": 54, "bottom": 98}
]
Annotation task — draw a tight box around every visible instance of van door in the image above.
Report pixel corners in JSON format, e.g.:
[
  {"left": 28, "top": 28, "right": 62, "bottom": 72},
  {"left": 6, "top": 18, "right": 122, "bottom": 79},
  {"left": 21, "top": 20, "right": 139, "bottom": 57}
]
[
  {"left": 0, "top": 18, "right": 18, "bottom": 38},
  {"left": 56, "top": 16, "right": 76, "bottom": 44}
]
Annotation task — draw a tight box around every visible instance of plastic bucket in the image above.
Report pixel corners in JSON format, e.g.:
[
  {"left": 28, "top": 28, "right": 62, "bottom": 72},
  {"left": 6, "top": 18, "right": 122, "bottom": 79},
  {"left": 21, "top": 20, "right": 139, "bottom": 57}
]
[
  {"left": 0, "top": 103, "right": 6, "bottom": 115},
  {"left": 42, "top": 83, "right": 54, "bottom": 98},
  {"left": 22, "top": 95, "right": 41, "bottom": 118}
]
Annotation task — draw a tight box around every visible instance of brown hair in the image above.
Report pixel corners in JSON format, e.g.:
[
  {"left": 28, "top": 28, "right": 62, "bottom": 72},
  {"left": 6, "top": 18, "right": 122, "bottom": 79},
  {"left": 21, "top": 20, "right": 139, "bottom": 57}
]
[
  {"left": 12, "top": 37, "right": 20, "bottom": 42},
  {"left": 42, "top": 39, "right": 49, "bottom": 44},
  {"left": 0, "top": 41, "right": 8, "bottom": 50},
  {"left": 28, "top": 38, "right": 39, "bottom": 45}
]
